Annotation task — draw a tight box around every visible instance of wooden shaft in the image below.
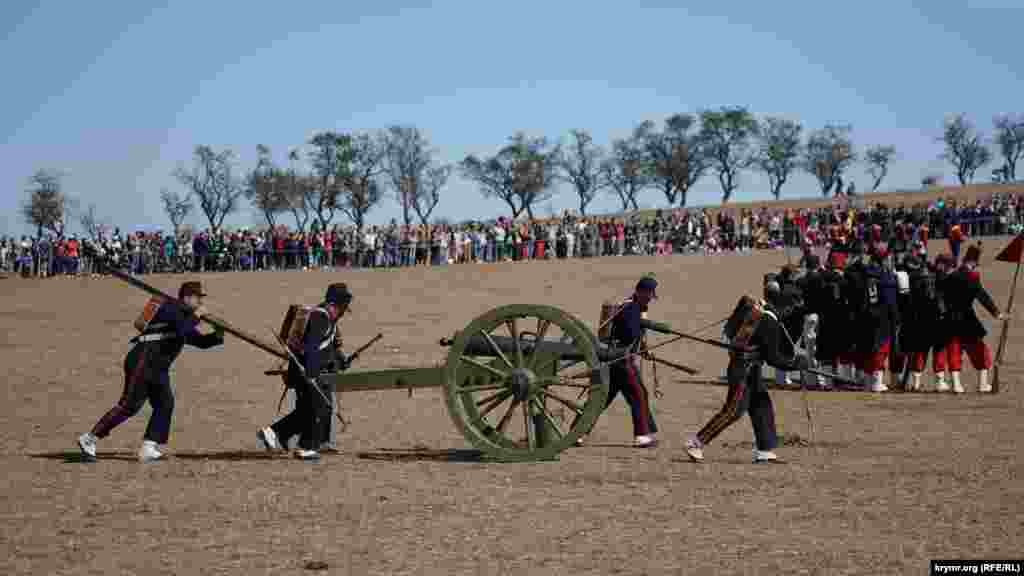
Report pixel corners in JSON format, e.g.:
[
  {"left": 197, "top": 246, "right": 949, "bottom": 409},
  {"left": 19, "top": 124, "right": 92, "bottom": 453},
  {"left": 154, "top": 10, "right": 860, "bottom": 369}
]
[
  {"left": 995, "top": 259, "right": 1021, "bottom": 363},
  {"left": 103, "top": 263, "right": 288, "bottom": 361}
]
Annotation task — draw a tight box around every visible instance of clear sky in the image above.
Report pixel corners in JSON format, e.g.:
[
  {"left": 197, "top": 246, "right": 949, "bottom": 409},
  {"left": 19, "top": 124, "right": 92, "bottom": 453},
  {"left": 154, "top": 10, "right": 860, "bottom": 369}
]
[{"left": 2, "top": 1, "right": 1022, "bottom": 236}]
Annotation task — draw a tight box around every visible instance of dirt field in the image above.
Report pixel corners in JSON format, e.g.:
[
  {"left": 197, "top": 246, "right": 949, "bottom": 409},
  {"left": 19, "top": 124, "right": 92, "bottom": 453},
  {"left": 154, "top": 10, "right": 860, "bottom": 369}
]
[{"left": 2, "top": 240, "right": 1022, "bottom": 575}]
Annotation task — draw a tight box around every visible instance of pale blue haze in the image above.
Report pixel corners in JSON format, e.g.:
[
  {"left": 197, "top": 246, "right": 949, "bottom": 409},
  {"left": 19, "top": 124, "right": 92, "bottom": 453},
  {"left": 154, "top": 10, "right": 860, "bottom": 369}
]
[{"left": 2, "top": 1, "right": 1022, "bottom": 236}]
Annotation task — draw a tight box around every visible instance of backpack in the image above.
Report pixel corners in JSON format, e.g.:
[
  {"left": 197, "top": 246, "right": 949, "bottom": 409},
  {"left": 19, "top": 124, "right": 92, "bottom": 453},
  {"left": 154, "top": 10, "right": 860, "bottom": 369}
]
[
  {"left": 279, "top": 305, "right": 335, "bottom": 354},
  {"left": 133, "top": 295, "right": 167, "bottom": 333}
]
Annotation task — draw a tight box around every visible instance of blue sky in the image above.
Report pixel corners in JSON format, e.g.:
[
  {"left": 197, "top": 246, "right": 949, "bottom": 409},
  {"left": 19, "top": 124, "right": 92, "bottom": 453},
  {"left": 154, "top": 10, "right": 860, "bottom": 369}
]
[{"left": 2, "top": 1, "right": 1022, "bottom": 236}]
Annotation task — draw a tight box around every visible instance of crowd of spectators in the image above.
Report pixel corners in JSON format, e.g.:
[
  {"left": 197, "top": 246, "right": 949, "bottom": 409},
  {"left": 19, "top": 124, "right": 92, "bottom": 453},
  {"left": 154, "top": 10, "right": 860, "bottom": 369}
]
[{"left": 3, "top": 192, "right": 1022, "bottom": 278}]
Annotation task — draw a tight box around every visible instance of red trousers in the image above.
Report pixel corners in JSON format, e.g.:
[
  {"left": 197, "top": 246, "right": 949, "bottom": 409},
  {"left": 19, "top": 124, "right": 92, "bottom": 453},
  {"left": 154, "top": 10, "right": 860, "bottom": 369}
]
[
  {"left": 857, "top": 340, "right": 891, "bottom": 373},
  {"left": 941, "top": 336, "right": 992, "bottom": 371}
]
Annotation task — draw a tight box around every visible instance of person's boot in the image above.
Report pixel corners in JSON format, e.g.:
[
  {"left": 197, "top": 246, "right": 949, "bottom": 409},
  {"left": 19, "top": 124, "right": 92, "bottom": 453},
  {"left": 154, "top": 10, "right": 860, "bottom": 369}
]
[
  {"left": 978, "top": 369, "right": 992, "bottom": 393},
  {"left": 684, "top": 434, "right": 704, "bottom": 462},
  {"left": 910, "top": 372, "right": 923, "bottom": 392},
  {"left": 951, "top": 371, "right": 965, "bottom": 394},
  {"left": 935, "top": 372, "right": 950, "bottom": 392},
  {"left": 870, "top": 371, "right": 888, "bottom": 393},
  {"left": 77, "top": 432, "right": 97, "bottom": 462},
  {"left": 139, "top": 440, "right": 162, "bottom": 463},
  {"left": 258, "top": 427, "right": 281, "bottom": 451}
]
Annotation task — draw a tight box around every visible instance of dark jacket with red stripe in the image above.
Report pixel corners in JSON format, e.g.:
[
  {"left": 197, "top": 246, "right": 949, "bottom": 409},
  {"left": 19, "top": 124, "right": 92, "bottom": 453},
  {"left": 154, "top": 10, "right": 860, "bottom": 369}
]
[{"left": 941, "top": 268, "right": 999, "bottom": 339}]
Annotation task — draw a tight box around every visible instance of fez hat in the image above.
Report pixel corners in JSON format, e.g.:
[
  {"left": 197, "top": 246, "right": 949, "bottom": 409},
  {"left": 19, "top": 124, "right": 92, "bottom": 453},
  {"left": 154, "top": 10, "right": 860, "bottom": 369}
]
[
  {"left": 179, "top": 281, "right": 207, "bottom": 299},
  {"left": 325, "top": 283, "right": 353, "bottom": 305}
]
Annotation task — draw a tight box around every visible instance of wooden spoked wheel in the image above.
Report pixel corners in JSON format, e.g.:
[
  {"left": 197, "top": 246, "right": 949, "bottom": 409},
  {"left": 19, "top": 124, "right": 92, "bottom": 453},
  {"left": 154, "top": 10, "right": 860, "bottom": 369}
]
[{"left": 443, "top": 304, "right": 609, "bottom": 461}]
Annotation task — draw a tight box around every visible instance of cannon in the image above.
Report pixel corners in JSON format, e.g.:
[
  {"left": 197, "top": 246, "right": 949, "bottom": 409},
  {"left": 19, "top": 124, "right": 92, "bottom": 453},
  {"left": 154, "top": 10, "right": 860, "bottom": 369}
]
[{"left": 96, "top": 260, "right": 627, "bottom": 461}]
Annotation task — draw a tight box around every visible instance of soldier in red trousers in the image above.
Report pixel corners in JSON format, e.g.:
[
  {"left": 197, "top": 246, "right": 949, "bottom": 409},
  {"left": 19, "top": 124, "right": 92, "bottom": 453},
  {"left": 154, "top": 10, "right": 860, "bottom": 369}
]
[{"left": 940, "top": 244, "right": 1007, "bottom": 393}]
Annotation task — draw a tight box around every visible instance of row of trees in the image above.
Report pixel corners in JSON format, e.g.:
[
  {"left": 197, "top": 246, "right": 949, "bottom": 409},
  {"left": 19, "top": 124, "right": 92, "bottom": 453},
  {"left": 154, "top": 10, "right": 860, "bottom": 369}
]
[{"left": 19, "top": 110, "right": 1024, "bottom": 238}]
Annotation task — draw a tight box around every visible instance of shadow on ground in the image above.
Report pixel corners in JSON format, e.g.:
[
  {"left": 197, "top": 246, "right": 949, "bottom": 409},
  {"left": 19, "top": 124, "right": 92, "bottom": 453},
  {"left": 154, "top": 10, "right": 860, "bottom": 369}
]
[
  {"left": 356, "top": 448, "right": 487, "bottom": 463},
  {"left": 30, "top": 450, "right": 285, "bottom": 463}
]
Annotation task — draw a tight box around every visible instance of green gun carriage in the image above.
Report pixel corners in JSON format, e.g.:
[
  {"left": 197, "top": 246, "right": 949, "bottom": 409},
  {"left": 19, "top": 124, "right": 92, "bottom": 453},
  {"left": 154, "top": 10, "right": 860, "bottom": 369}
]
[
  {"left": 100, "top": 261, "right": 625, "bottom": 462},
  {"left": 303, "top": 303, "right": 617, "bottom": 462}
]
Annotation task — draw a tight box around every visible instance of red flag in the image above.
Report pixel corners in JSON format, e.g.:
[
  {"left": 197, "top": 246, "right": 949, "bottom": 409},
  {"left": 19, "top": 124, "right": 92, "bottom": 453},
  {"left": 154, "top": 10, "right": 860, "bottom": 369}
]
[{"left": 996, "top": 234, "right": 1024, "bottom": 263}]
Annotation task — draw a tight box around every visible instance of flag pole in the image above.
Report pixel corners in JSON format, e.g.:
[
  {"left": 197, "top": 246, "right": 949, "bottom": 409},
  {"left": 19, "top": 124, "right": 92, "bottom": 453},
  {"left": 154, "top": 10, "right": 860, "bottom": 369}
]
[{"left": 992, "top": 235, "right": 1024, "bottom": 393}]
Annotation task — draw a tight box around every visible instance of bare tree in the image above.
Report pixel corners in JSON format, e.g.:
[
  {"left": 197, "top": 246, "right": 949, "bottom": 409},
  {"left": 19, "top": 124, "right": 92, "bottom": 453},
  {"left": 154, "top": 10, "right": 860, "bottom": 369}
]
[
  {"left": 553, "top": 129, "right": 607, "bottom": 215},
  {"left": 383, "top": 125, "right": 451, "bottom": 226},
  {"left": 699, "top": 106, "right": 759, "bottom": 203},
  {"left": 636, "top": 114, "right": 709, "bottom": 206},
  {"left": 282, "top": 148, "right": 313, "bottom": 232},
  {"left": 160, "top": 188, "right": 194, "bottom": 237},
  {"left": 993, "top": 114, "right": 1024, "bottom": 181},
  {"left": 940, "top": 113, "right": 991, "bottom": 185},
  {"left": 460, "top": 132, "right": 560, "bottom": 220},
  {"left": 755, "top": 117, "right": 802, "bottom": 199},
  {"left": 864, "top": 145, "right": 897, "bottom": 192},
  {"left": 21, "top": 169, "right": 70, "bottom": 238},
  {"left": 601, "top": 134, "right": 651, "bottom": 211},
  {"left": 173, "top": 145, "right": 243, "bottom": 232},
  {"left": 78, "top": 204, "right": 108, "bottom": 242},
  {"left": 244, "top": 144, "right": 289, "bottom": 228},
  {"left": 336, "top": 133, "right": 386, "bottom": 231},
  {"left": 307, "top": 131, "right": 349, "bottom": 231},
  {"left": 803, "top": 124, "right": 857, "bottom": 196}
]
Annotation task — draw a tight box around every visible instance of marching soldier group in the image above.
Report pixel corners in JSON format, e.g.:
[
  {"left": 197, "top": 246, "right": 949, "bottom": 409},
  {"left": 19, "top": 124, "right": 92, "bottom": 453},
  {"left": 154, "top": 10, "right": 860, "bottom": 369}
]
[
  {"left": 75, "top": 233, "right": 1005, "bottom": 464},
  {"left": 781, "top": 239, "right": 1006, "bottom": 394}
]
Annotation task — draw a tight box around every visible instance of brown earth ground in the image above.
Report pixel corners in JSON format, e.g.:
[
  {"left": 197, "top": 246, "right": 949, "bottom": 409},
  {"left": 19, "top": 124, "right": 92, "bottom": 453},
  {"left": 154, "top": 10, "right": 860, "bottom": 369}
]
[{"left": 1, "top": 238, "right": 1022, "bottom": 575}]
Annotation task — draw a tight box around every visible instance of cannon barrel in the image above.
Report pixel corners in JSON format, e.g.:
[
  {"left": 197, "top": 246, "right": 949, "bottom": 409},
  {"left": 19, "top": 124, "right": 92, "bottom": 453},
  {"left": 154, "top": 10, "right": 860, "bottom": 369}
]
[{"left": 441, "top": 333, "right": 630, "bottom": 362}]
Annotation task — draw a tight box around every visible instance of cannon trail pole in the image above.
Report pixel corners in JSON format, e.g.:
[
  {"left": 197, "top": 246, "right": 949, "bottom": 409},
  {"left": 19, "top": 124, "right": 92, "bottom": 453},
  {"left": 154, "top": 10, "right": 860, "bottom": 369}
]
[
  {"left": 992, "top": 234, "right": 1024, "bottom": 393},
  {"left": 90, "top": 249, "right": 288, "bottom": 361}
]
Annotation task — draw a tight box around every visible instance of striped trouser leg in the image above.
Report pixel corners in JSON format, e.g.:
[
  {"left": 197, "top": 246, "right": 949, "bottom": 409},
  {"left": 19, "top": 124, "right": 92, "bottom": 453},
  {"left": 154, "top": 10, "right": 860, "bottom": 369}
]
[
  {"left": 697, "top": 359, "right": 754, "bottom": 446},
  {"left": 92, "top": 349, "right": 149, "bottom": 438}
]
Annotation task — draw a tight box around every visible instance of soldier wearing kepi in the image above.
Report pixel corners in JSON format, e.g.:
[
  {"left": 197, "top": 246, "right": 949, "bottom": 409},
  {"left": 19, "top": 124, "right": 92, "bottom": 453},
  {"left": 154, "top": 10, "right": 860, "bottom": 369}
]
[
  {"left": 258, "top": 283, "right": 352, "bottom": 460},
  {"left": 77, "top": 281, "right": 225, "bottom": 463},
  {"left": 685, "top": 286, "right": 810, "bottom": 464},
  {"left": 940, "top": 244, "right": 1007, "bottom": 393},
  {"left": 583, "top": 277, "right": 659, "bottom": 448}
]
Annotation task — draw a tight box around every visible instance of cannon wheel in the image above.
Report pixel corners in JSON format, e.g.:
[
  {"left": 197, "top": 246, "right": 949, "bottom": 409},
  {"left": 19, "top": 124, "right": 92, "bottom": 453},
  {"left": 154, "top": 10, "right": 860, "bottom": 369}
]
[{"left": 443, "top": 304, "right": 609, "bottom": 461}]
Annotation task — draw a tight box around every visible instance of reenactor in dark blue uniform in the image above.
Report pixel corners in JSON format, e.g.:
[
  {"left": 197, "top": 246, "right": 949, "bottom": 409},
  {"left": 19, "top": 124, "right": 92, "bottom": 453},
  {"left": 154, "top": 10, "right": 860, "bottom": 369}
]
[
  {"left": 77, "top": 281, "right": 225, "bottom": 463},
  {"left": 258, "top": 283, "right": 352, "bottom": 460},
  {"left": 579, "top": 277, "right": 659, "bottom": 448}
]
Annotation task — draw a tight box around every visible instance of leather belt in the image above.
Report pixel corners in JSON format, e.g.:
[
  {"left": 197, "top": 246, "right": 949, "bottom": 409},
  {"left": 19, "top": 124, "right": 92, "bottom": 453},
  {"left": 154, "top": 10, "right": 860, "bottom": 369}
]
[{"left": 134, "top": 332, "right": 175, "bottom": 343}]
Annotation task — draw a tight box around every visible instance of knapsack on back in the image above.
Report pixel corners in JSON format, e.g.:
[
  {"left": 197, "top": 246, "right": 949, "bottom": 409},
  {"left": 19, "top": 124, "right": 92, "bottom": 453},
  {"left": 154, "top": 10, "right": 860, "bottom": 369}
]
[{"left": 279, "top": 305, "right": 334, "bottom": 354}]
